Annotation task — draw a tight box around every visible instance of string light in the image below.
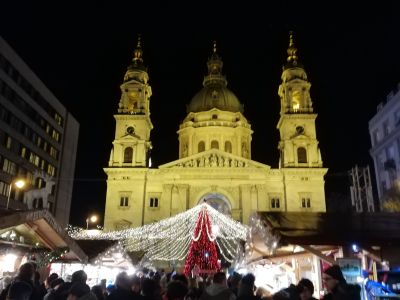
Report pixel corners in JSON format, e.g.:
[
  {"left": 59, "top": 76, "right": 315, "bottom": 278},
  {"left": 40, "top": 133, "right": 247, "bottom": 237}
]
[
  {"left": 245, "top": 212, "right": 280, "bottom": 260},
  {"left": 68, "top": 203, "right": 247, "bottom": 262},
  {"left": 184, "top": 205, "right": 220, "bottom": 276}
]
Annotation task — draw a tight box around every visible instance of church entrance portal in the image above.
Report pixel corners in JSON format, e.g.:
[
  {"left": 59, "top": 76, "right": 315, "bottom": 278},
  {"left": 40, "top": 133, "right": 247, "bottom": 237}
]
[{"left": 198, "top": 193, "right": 231, "bottom": 215}]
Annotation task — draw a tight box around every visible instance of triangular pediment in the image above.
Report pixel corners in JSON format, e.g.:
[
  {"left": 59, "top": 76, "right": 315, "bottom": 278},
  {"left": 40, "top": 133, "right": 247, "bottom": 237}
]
[
  {"left": 159, "top": 149, "right": 270, "bottom": 169},
  {"left": 119, "top": 133, "right": 141, "bottom": 140}
]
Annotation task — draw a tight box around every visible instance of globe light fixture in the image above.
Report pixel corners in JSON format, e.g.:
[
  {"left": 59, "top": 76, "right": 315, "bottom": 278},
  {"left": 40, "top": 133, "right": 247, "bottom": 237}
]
[
  {"left": 86, "top": 214, "right": 98, "bottom": 230},
  {"left": 6, "top": 179, "right": 26, "bottom": 210}
]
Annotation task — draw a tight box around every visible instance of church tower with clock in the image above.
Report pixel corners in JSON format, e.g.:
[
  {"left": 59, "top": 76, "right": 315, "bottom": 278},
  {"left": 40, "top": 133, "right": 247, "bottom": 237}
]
[
  {"left": 103, "top": 34, "right": 327, "bottom": 230},
  {"left": 107, "top": 37, "right": 153, "bottom": 169}
]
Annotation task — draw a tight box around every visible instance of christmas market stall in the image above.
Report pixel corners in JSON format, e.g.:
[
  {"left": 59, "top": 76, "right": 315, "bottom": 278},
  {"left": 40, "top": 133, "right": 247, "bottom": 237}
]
[
  {"left": 49, "top": 239, "right": 140, "bottom": 286},
  {"left": 245, "top": 211, "right": 400, "bottom": 297},
  {"left": 69, "top": 202, "right": 247, "bottom": 276},
  {"left": 0, "top": 209, "right": 87, "bottom": 281}
]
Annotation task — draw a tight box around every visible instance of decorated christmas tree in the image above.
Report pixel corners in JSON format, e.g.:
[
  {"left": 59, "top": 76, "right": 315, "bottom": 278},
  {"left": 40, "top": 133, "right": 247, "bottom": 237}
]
[{"left": 184, "top": 204, "right": 220, "bottom": 276}]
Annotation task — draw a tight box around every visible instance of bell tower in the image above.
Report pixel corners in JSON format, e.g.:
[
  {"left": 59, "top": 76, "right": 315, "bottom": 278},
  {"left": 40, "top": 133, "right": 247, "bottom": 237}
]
[
  {"left": 277, "top": 32, "right": 323, "bottom": 168},
  {"left": 108, "top": 36, "right": 153, "bottom": 167}
]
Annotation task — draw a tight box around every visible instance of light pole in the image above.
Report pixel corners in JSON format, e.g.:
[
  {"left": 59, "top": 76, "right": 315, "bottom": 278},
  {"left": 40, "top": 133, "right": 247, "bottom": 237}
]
[
  {"left": 86, "top": 215, "right": 98, "bottom": 230},
  {"left": 6, "top": 179, "right": 26, "bottom": 210}
]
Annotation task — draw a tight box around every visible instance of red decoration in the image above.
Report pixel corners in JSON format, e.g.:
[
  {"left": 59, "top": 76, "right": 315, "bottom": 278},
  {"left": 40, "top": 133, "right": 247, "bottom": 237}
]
[{"left": 184, "top": 205, "right": 220, "bottom": 276}]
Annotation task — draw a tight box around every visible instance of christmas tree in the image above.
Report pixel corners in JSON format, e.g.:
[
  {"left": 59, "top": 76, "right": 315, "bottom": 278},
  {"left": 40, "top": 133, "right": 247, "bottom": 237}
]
[{"left": 184, "top": 204, "right": 220, "bottom": 276}]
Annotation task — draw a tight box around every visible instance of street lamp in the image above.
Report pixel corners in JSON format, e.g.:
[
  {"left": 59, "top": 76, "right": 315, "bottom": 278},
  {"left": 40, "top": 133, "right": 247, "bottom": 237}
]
[
  {"left": 6, "top": 179, "right": 26, "bottom": 210},
  {"left": 86, "top": 215, "right": 98, "bottom": 230}
]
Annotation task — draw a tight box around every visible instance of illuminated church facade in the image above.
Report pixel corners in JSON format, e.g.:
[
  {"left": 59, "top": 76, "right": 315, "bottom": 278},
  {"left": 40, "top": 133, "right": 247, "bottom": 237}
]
[{"left": 104, "top": 34, "right": 327, "bottom": 230}]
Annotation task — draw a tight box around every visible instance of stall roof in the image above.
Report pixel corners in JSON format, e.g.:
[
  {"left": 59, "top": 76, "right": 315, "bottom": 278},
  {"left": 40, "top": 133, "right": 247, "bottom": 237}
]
[
  {"left": 0, "top": 209, "right": 87, "bottom": 262},
  {"left": 256, "top": 212, "right": 400, "bottom": 246}
]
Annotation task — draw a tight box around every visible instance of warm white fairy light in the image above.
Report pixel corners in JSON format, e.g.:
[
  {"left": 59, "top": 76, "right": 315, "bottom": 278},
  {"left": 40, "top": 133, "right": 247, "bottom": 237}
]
[{"left": 68, "top": 203, "right": 247, "bottom": 262}]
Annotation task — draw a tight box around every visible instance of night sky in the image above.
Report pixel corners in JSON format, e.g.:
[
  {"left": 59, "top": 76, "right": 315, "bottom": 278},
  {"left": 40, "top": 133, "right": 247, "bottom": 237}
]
[{"left": 2, "top": 2, "right": 400, "bottom": 226}]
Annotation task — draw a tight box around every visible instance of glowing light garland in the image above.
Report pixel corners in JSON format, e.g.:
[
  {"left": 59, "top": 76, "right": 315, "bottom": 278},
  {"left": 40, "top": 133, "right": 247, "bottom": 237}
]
[{"left": 68, "top": 203, "right": 247, "bottom": 262}]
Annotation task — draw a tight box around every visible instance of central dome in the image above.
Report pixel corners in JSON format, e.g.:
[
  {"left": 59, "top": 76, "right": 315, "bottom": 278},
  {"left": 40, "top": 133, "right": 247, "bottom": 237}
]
[
  {"left": 187, "top": 42, "right": 243, "bottom": 114},
  {"left": 187, "top": 84, "right": 243, "bottom": 113}
]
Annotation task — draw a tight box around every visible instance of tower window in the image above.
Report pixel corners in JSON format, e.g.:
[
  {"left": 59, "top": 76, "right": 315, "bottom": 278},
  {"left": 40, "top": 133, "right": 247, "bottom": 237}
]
[
  {"left": 149, "top": 197, "right": 159, "bottom": 208},
  {"left": 297, "top": 147, "right": 307, "bottom": 163},
  {"left": 301, "top": 197, "right": 311, "bottom": 208},
  {"left": 198, "top": 141, "right": 205, "bottom": 153},
  {"left": 211, "top": 140, "right": 219, "bottom": 149},
  {"left": 124, "top": 147, "right": 133, "bottom": 163},
  {"left": 225, "top": 141, "right": 232, "bottom": 153},
  {"left": 120, "top": 196, "right": 129, "bottom": 207},
  {"left": 292, "top": 90, "right": 301, "bottom": 112},
  {"left": 270, "top": 197, "right": 280, "bottom": 209}
]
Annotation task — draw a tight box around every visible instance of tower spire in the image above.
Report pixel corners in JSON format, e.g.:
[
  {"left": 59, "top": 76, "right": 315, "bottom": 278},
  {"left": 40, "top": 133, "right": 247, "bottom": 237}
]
[
  {"left": 286, "top": 31, "right": 299, "bottom": 66},
  {"left": 132, "top": 34, "right": 144, "bottom": 67},
  {"left": 203, "top": 40, "right": 227, "bottom": 87}
]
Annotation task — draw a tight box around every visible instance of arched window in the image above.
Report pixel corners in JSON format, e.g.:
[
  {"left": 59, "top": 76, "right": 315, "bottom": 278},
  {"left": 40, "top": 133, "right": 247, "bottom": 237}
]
[
  {"left": 297, "top": 147, "right": 307, "bottom": 163},
  {"left": 33, "top": 198, "right": 37, "bottom": 208},
  {"left": 211, "top": 140, "right": 219, "bottom": 149},
  {"left": 225, "top": 141, "right": 232, "bottom": 153},
  {"left": 124, "top": 147, "right": 133, "bottom": 163},
  {"left": 198, "top": 141, "right": 205, "bottom": 153}
]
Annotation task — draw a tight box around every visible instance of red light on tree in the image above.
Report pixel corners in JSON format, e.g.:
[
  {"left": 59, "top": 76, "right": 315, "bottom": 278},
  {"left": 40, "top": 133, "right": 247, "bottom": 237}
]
[{"left": 184, "top": 205, "right": 220, "bottom": 276}]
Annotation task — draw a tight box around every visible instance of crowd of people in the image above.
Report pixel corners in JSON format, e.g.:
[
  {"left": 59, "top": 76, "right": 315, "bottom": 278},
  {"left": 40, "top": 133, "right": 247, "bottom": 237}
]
[{"left": 0, "top": 262, "right": 361, "bottom": 300}]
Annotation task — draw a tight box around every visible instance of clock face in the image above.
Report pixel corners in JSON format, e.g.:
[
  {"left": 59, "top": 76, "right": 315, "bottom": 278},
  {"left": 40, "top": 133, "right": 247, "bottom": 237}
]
[
  {"left": 296, "top": 126, "right": 305, "bottom": 134},
  {"left": 126, "top": 126, "right": 135, "bottom": 134}
]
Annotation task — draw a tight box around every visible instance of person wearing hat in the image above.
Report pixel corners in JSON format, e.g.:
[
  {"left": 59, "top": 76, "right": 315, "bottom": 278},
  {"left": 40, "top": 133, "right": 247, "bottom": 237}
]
[
  {"left": 322, "top": 265, "right": 361, "bottom": 300},
  {"left": 297, "top": 279, "right": 317, "bottom": 300}
]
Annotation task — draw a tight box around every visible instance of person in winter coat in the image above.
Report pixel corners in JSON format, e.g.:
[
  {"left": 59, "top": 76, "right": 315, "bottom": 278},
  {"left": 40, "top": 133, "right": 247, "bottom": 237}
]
[
  {"left": 44, "top": 278, "right": 64, "bottom": 300},
  {"left": 237, "top": 273, "right": 260, "bottom": 300},
  {"left": 6, "top": 263, "right": 35, "bottom": 300},
  {"left": 200, "top": 272, "right": 236, "bottom": 300},
  {"left": 163, "top": 280, "right": 188, "bottom": 300},
  {"left": 322, "top": 265, "right": 361, "bottom": 300},
  {"left": 66, "top": 282, "right": 96, "bottom": 300}
]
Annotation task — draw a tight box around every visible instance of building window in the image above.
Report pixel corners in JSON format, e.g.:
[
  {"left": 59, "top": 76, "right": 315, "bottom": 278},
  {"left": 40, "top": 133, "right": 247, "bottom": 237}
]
[
  {"left": 198, "top": 141, "right": 205, "bottom": 153},
  {"left": 297, "top": 147, "right": 307, "bottom": 163},
  {"left": 120, "top": 196, "right": 129, "bottom": 207},
  {"left": 301, "top": 196, "right": 311, "bottom": 208},
  {"left": 270, "top": 197, "right": 280, "bottom": 209},
  {"left": 225, "top": 141, "right": 232, "bottom": 153},
  {"left": 381, "top": 181, "right": 387, "bottom": 193},
  {"left": 5, "top": 135, "right": 12, "bottom": 149},
  {"left": 2, "top": 159, "right": 17, "bottom": 175},
  {"left": 373, "top": 129, "right": 381, "bottom": 145},
  {"left": 383, "top": 121, "right": 390, "bottom": 137},
  {"left": 47, "top": 164, "right": 56, "bottom": 176},
  {"left": 0, "top": 181, "right": 10, "bottom": 196},
  {"left": 49, "top": 146, "right": 58, "bottom": 159},
  {"left": 124, "top": 147, "right": 133, "bottom": 163},
  {"left": 149, "top": 197, "right": 159, "bottom": 208},
  {"left": 211, "top": 140, "right": 219, "bottom": 149}
]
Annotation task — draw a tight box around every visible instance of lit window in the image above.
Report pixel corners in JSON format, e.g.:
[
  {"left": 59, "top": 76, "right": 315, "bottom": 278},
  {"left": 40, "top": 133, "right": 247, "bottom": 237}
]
[{"left": 5, "top": 136, "right": 12, "bottom": 149}]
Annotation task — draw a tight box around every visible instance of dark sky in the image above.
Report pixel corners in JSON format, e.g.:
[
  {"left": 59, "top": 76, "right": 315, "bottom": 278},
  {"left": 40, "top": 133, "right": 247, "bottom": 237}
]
[{"left": 2, "top": 2, "right": 400, "bottom": 226}]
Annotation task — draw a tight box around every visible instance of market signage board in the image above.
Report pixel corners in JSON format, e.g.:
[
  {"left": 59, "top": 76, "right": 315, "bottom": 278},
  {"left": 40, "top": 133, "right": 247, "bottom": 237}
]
[{"left": 337, "top": 258, "right": 362, "bottom": 284}]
